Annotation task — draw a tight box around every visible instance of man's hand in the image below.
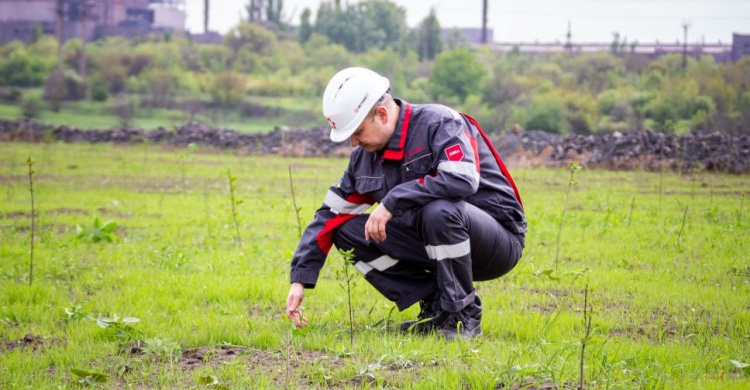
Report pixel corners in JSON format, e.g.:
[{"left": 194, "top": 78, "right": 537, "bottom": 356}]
[
  {"left": 365, "top": 203, "right": 393, "bottom": 243},
  {"left": 285, "top": 282, "right": 308, "bottom": 328}
]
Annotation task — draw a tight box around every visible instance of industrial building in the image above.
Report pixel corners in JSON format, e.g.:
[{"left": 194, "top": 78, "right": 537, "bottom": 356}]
[{"left": 0, "top": 0, "right": 185, "bottom": 44}]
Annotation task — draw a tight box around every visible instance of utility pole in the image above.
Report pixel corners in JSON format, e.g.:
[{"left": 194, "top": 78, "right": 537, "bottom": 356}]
[
  {"left": 481, "top": 0, "right": 488, "bottom": 44},
  {"left": 682, "top": 20, "right": 691, "bottom": 70},
  {"left": 204, "top": 0, "right": 209, "bottom": 33},
  {"left": 565, "top": 20, "right": 572, "bottom": 52},
  {"left": 56, "top": 0, "right": 65, "bottom": 72},
  {"left": 79, "top": 0, "right": 91, "bottom": 81}
]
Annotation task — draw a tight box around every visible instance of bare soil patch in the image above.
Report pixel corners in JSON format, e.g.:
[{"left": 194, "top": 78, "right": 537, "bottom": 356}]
[{"left": 1, "top": 334, "right": 59, "bottom": 353}]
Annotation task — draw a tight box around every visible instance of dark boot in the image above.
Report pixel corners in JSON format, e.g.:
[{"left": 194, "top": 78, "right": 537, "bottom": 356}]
[
  {"left": 440, "top": 296, "right": 482, "bottom": 340},
  {"left": 399, "top": 292, "right": 443, "bottom": 334}
]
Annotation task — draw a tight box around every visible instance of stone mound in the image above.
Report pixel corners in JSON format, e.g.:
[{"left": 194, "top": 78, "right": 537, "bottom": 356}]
[{"left": 0, "top": 120, "right": 746, "bottom": 173}]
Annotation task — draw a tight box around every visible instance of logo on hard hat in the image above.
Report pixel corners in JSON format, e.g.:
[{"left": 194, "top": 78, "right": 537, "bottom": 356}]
[
  {"left": 327, "top": 117, "right": 337, "bottom": 129},
  {"left": 354, "top": 93, "right": 369, "bottom": 113}
]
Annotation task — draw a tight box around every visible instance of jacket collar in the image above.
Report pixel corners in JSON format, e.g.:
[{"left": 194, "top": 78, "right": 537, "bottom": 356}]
[{"left": 381, "top": 98, "right": 411, "bottom": 161}]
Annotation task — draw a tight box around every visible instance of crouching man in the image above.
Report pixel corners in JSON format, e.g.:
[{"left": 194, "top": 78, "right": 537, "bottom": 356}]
[{"left": 285, "top": 67, "right": 526, "bottom": 339}]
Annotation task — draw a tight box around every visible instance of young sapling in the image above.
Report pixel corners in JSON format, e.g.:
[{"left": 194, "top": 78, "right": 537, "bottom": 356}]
[
  {"left": 288, "top": 165, "right": 302, "bottom": 238},
  {"left": 337, "top": 248, "right": 358, "bottom": 347},
  {"left": 26, "top": 156, "right": 35, "bottom": 286},
  {"left": 555, "top": 161, "right": 581, "bottom": 270},
  {"left": 627, "top": 196, "right": 635, "bottom": 227},
  {"left": 579, "top": 284, "right": 593, "bottom": 390},
  {"left": 226, "top": 169, "right": 243, "bottom": 248},
  {"left": 677, "top": 205, "right": 689, "bottom": 245}
]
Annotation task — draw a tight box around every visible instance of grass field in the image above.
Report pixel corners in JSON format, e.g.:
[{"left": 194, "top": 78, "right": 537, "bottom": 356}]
[
  {"left": 0, "top": 90, "right": 324, "bottom": 132},
  {"left": 0, "top": 142, "right": 748, "bottom": 389}
]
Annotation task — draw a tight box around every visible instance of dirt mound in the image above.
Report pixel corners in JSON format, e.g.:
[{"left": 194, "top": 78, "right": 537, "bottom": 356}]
[
  {"left": 1, "top": 334, "right": 55, "bottom": 352},
  {"left": 1, "top": 119, "right": 747, "bottom": 173}
]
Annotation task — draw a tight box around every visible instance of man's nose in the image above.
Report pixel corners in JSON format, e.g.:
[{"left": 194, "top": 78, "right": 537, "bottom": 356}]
[{"left": 350, "top": 136, "right": 358, "bottom": 147}]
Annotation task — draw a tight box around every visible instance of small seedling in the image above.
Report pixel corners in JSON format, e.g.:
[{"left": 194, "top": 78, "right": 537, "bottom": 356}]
[
  {"left": 71, "top": 368, "right": 109, "bottom": 386},
  {"left": 226, "top": 169, "right": 243, "bottom": 247},
  {"left": 95, "top": 314, "right": 141, "bottom": 340},
  {"left": 336, "top": 248, "right": 358, "bottom": 347},
  {"left": 579, "top": 284, "right": 593, "bottom": 390},
  {"left": 64, "top": 304, "right": 90, "bottom": 322},
  {"left": 288, "top": 165, "right": 302, "bottom": 238},
  {"left": 627, "top": 196, "right": 635, "bottom": 226},
  {"left": 555, "top": 161, "right": 582, "bottom": 270},
  {"left": 197, "top": 374, "right": 230, "bottom": 389},
  {"left": 26, "top": 156, "right": 35, "bottom": 286},
  {"left": 677, "top": 205, "right": 689, "bottom": 245},
  {"left": 76, "top": 217, "right": 119, "bottom": 243}
]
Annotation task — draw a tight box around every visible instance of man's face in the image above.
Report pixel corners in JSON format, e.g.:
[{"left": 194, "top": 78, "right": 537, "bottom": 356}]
[{"left": 349, "top": 107, "right": 392, "bottom": 152}]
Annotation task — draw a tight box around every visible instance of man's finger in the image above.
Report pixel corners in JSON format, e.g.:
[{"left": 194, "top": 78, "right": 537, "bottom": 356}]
[
  {"left": 286, "top": 295, "right": 297, "bottom": 311},
  {"left": 286, "top": 294, "right": 294, "bottom": 309},
  {"left": 364, "top": 219, "right": 371, "bottom": 241}
]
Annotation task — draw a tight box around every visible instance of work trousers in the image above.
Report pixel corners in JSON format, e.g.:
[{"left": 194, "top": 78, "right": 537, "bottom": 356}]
[{"left": 332, "top": 199, "right": 524, "bottom": 312}]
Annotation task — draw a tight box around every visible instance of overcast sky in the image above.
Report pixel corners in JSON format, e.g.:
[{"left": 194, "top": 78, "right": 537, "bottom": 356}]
[{"left": 184, "top": 0, "right": 750, "bottom": 44}]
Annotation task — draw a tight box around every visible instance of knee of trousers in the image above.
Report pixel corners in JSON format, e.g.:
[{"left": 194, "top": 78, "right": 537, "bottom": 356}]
[
  {"left": 417, "top": 199, "right": 465, "bottom": 235},
  {"left": 332, "top": 215, "right": 368, "bottom": 251}
]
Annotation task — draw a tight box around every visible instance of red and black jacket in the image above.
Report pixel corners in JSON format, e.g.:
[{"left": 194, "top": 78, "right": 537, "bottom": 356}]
[{"left": 290, "top": 99, "right": 525, "bottom": 288}]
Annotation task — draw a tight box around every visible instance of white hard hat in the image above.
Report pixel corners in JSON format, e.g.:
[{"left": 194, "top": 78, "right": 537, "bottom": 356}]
[{"left": 322, "top": 67, "right": 390, "bottom": 143}]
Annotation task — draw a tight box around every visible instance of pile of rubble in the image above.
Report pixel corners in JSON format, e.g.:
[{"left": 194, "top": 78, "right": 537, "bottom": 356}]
[
  {"left": 0, "top": 119, "right": 746, "bottom": 173},
  {"left": 491, "top": 130, "right": 748, "bottom": 173}
]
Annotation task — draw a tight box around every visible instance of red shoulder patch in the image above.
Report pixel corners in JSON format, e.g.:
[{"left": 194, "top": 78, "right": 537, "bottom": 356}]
[{"left": 444, "top": 144, "right": 464, "bottom": 161}]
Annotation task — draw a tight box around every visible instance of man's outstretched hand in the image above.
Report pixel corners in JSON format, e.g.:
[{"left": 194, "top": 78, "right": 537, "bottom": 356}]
[
  {"left": 365, "top": 203, "right": 393, "bottom": 243},
  {"left": 285, "top": 282, "right": 308, "bottom": 328}
]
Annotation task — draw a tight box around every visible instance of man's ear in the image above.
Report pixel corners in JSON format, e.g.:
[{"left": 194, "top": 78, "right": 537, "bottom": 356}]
[{"left": 376, "top": 106, "right": 389, "bottom": 124}]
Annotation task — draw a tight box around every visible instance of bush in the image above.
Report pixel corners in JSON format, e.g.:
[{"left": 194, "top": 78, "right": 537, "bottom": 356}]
[
  {"left": 44, "top": 69, "right": 86, "bottom": 111},
  {"left": 21, "top": 96, "right": 43, "bottom": 119},
  {"left": 91, "top": 83, "right": 109, "bottom": 102},
  {"left": 644, "top": 98, "right": 678, "bottom": 130},
  {"left": 525, "top": 101, "right": 568, "bottom": 134}
]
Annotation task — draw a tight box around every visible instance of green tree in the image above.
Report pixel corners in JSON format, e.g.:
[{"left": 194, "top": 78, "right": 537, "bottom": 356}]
[
  {"left": 0, "top": 45, "right": 54, "bottom": 87},
  {"left": 417, "top": 8, "right": 442, "bottom": 61},
  {"left": 429, "top": 48, "right": 486, "bottom": 102},
  {"left": 225, "top": 23, "right": 278, "bottom": 56},
  {"left": 314, "top": 0, "right": 406, "bottom": 53},
  {"left": 298, "top": 8, "right": 313, "bottom": 44},
  {"left": 210, "top": 72, "right": 246, "bottom": 108}
]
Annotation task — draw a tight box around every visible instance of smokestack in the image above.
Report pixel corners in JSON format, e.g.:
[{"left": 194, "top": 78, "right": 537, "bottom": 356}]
[
  {"left": 204, "top": 0, "right": 209, "bottom": 34},
  {"left": 481, "top": 0, "right": 488, "bottom": 44}
]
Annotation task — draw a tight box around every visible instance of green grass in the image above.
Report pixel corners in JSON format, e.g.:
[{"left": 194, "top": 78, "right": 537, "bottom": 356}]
[
  {"left": 0, "top": 92, "right": 324, "bottom": 132},
  {"left": 0, "top": 142, "right": 748, "bottom": 388}
]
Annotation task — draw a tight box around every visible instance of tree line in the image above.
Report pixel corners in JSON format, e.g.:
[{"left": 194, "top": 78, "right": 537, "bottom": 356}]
[{"left": 0, "top": 0, "right": 748, "bottom": 134}]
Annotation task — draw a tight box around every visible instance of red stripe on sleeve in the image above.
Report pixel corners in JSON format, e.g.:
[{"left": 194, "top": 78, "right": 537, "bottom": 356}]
[
  {"left": 315, "top": 193, "right": 374, "bottom": 254},
  {"left": 464, "top": 130, "right": 481, "bottom": 173}
]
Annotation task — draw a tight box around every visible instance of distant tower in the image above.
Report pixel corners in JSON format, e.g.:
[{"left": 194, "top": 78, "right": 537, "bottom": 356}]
[
  {"left": 481, "top": 0, "right": 488, "bottom": 44},
  {"left": 565, "top": 20, "right": 572, "bottom": 51},
  {"left": 682, "top": 20, "right": 691, "bottom": 70}
]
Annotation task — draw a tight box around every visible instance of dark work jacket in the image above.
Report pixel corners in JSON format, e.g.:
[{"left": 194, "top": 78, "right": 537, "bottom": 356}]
[{"left": 290, "top": 99, "right": 526, "bottom": 288}]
